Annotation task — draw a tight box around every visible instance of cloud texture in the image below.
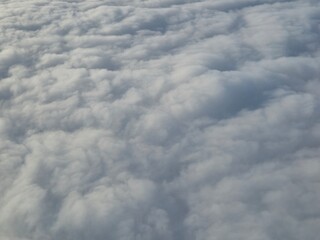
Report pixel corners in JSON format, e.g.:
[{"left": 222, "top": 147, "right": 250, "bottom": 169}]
[{"left": 0, "top": 0, "right": 320, "bottom": 239}]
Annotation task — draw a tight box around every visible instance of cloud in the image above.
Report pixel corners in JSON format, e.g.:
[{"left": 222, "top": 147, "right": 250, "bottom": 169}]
[{"left": 0, "top": 0, "right": 320, "bottom": 239}]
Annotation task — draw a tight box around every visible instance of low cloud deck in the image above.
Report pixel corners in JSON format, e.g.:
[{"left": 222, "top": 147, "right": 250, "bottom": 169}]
[{"left": 0, "top": 0, "right": 320, "bottom": 239}]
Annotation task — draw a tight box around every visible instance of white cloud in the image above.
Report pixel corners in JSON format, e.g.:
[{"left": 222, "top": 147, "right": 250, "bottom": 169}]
[{"left": 0, "top": 0, "right": 320, "bottom": 239}]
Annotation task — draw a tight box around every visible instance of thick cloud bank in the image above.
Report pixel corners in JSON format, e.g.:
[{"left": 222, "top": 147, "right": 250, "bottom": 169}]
[{"left": 1, "top": 0, "right": 320, "bottom": 239}]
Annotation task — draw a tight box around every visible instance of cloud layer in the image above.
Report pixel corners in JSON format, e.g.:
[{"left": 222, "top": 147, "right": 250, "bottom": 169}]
[{"left": 1, "top": 0, "right": 320, "bottom": 239}]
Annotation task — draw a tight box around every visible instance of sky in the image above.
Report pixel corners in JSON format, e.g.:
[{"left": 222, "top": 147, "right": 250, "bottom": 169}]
[{"left": 0, "top": 0, "right": 320, "bottom": 239}]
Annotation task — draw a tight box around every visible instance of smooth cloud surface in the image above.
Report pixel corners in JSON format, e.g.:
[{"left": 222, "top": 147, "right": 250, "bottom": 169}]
[{"left": 0, "top": 0, "right": 320, "bottom": 239}]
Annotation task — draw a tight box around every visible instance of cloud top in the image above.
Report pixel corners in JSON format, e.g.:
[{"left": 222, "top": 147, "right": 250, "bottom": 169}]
[{"left": 0, "top": 0, "right": 320, "bottom": 239}]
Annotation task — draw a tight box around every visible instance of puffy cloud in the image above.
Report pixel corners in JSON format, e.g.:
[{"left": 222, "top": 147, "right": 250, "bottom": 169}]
[{"left": 0, "top": 0, "right": 320, "bottom": 240}]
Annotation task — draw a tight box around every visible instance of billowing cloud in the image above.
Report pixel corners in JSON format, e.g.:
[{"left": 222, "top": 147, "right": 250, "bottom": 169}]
[{"left": 0, "top": 0, "right": 320, "bottom": 239}]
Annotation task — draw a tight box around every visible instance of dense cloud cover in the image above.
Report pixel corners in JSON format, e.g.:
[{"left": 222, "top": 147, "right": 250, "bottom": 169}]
[{"left": 0, "top": 0, "right": 320, "bottom": 239}]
